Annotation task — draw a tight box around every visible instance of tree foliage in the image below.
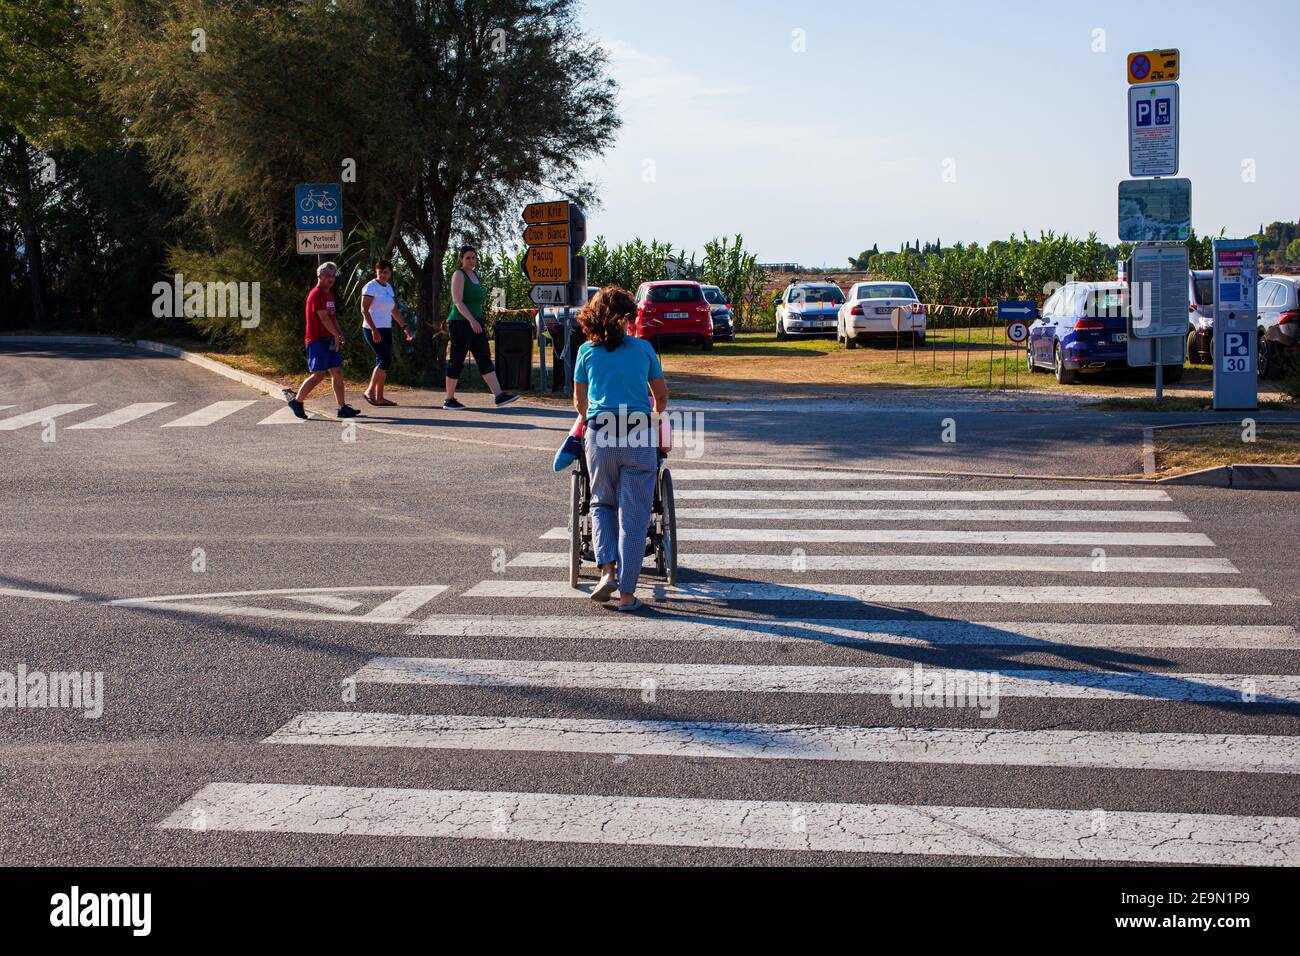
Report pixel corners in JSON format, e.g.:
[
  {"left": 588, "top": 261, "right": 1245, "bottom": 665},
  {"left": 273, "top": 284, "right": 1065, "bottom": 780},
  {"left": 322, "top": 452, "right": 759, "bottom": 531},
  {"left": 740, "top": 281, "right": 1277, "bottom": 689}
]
[{"left": 81, "top": 0, "right": 619, "bottom": 383}]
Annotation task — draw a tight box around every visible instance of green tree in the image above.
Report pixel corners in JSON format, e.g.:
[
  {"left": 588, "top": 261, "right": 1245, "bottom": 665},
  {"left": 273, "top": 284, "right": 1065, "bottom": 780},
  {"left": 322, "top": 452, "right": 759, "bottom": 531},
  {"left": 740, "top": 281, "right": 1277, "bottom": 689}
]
[
  {"left": 83, "top": 0, "right": 619, "bottom": 385},
  {"left": 1286, "top": 238, "right": 1300, "bottom": 263}
]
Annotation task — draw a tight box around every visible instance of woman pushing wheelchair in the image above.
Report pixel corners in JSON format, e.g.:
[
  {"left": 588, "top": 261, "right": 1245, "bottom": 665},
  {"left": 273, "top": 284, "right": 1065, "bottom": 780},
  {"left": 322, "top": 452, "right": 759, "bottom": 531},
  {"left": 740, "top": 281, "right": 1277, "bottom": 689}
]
[{"left": 569, "top": 287, "right": 670, "bottom": 612}]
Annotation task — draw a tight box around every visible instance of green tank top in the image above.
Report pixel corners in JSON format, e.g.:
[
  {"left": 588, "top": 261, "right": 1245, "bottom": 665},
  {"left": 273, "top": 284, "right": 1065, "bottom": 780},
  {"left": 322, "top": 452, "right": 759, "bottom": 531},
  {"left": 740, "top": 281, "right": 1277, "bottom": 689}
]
[{"left": 448, "top": 269, "right": 486, "bottom": 322}]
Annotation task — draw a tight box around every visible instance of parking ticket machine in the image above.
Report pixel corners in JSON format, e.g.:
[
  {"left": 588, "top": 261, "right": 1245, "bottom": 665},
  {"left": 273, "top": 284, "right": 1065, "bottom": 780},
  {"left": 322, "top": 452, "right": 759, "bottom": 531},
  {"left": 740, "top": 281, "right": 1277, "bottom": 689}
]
[{"left": 1212, "top": 239, "right": 1259, "bottom": 411}]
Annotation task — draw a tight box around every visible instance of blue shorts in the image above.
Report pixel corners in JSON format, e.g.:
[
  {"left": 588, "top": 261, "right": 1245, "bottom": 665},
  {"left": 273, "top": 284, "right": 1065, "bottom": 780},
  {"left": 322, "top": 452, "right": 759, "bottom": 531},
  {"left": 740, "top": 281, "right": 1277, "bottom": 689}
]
[{"left": 306, "top": 337, "right": 344, "bottom": 372}]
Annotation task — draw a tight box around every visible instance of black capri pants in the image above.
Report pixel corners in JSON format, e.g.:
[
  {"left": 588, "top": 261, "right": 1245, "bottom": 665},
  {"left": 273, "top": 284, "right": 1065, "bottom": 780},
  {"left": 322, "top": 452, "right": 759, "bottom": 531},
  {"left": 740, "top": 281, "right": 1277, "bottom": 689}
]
[
  {"left": 365, "top": 327, "right": 394, "bottom": 370},
  {"left": 447, "top": 320, "right": 494, "bottom": 379}
]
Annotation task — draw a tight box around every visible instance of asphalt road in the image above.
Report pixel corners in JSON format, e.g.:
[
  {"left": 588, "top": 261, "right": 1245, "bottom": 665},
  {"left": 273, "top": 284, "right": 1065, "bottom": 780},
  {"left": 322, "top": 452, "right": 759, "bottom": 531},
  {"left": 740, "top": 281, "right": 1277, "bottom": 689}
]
[{"left": 1, "top": 341, "right": 1297, "bottom": 865}]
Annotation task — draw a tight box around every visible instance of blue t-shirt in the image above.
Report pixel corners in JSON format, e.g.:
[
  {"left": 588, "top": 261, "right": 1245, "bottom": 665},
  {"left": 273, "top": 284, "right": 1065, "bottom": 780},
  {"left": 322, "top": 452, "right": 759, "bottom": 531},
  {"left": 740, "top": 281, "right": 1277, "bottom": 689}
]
[{"left": 573, "top": 336, "right": 663, "bottom": 418}]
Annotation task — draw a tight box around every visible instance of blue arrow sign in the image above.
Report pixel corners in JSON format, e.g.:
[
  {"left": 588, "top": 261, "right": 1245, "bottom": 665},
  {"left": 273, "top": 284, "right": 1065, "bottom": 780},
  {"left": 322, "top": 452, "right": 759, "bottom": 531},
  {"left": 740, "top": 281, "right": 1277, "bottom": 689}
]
[
  {"left": 295, "top": 184, "right": 342, "bottom": 231},
  {"left": 997, "top": 300, "right": 1038, "bottom": 322}
]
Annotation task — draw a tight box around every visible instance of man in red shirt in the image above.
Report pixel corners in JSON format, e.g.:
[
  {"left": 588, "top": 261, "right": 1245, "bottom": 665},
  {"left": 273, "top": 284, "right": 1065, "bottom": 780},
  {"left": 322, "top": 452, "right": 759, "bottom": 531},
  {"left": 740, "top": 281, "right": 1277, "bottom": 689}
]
[{"left": 286, "top": 262, "right": 360, "bottom": 419}]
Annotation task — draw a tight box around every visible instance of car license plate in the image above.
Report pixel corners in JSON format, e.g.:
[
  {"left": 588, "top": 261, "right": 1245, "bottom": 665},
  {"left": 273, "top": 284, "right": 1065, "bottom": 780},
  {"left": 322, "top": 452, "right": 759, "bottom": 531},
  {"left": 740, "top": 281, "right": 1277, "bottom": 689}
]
[
  {"left": 875, "top": 307, "right": 894, "bottom": 314},
  {"left": 1113, "top": 333, "right": 1128, "bottom": 343},
  {"left": 665, "top": 312, "right": 688, "bottom": 320}
]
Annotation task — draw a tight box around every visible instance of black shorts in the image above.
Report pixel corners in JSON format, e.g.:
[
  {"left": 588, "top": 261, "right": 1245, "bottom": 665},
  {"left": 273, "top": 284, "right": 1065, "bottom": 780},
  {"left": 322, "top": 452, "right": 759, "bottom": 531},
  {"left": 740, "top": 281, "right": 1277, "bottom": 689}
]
[
  {"left": 365, "top": 327, "right": 394, "bottom": 370},
  {"left": 447, "top": 320, "right": 494, "bottom": 379}
]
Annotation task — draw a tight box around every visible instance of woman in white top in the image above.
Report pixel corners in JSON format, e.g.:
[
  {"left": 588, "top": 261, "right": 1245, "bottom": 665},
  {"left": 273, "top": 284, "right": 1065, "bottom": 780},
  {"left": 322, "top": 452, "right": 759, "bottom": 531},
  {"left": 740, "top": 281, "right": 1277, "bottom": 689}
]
[{"left": 360, "top": 259, "right": 414, "bottom": 406}]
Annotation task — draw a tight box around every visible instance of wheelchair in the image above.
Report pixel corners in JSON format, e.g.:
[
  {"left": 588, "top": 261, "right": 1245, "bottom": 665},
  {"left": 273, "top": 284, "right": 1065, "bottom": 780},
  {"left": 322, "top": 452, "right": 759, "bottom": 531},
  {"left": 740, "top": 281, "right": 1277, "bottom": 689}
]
[{"left": 567, "top": 445, "right": 677, "bottom": 590}]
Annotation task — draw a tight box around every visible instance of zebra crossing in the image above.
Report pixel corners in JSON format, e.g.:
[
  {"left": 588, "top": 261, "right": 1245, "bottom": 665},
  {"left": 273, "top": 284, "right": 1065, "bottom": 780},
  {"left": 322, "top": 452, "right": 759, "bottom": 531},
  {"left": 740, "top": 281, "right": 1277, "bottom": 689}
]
[
  {"left": 0, "top": 400, "right": 313, "bottom": 431},
  {"left": 158, "top": 465, "right": 1300, "bottom": 864}
]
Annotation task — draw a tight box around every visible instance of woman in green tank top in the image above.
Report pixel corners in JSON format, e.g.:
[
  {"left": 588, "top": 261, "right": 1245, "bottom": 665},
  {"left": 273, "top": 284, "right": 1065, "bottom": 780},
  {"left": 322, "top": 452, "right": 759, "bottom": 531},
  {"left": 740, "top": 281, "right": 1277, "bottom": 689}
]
[{"left": 443, "top": 245, "right": 518, "bottom": 409}]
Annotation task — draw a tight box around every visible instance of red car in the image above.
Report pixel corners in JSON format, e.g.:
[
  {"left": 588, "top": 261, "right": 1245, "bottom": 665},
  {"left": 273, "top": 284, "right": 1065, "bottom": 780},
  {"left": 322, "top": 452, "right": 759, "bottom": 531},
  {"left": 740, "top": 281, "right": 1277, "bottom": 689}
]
[{"left": 633, "top": 280, "right": 715, "bottom": 351}]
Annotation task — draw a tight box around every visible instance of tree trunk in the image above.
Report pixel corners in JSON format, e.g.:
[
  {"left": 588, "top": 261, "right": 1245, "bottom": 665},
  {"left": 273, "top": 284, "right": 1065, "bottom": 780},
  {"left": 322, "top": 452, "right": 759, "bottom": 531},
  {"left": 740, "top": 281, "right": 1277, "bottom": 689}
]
[
  {"left": 415, "top": 263, "right": 439, "bottom": 387},
  {"left": 11, "top": 133, "right": 49, "bottom": 331}
]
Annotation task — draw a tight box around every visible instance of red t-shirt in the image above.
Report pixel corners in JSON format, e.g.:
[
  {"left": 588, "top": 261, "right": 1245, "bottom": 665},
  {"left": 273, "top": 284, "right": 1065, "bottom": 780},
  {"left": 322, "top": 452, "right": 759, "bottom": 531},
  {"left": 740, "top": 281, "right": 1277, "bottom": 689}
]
[{"left": 305, "top": 285, "right": 336, "bottom": 344}]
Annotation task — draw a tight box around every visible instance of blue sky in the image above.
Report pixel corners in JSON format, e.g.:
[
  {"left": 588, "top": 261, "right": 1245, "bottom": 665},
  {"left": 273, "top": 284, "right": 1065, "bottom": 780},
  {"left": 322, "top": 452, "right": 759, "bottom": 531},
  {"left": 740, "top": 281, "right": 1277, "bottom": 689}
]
[{"left": 576, "top": 0, "right": 1298, "bottom": 266}]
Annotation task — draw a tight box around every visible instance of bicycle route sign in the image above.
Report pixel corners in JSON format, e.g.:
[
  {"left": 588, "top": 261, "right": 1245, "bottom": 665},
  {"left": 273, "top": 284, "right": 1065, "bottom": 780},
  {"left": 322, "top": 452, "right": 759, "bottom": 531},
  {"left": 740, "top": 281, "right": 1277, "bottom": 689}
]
[{"left": 295, "top": 184, "right": 342, "bottom": 231}]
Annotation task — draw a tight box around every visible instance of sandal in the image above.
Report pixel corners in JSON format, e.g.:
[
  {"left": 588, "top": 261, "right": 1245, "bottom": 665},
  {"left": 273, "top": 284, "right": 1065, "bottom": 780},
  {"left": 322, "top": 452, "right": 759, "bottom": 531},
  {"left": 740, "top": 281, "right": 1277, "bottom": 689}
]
[{"left": 590, "top": 575, "right": 617, "bottom": 603}]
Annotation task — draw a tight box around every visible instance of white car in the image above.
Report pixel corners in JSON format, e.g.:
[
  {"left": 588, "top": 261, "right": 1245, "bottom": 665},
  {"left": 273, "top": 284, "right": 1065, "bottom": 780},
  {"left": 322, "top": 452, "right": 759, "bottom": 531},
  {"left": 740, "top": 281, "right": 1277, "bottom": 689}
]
[
  {"left": 837, "top": 281, "right": 926, "bottom": 348},
  {"left": 775, "top": 282, "right": 844, "bottom": 339}
]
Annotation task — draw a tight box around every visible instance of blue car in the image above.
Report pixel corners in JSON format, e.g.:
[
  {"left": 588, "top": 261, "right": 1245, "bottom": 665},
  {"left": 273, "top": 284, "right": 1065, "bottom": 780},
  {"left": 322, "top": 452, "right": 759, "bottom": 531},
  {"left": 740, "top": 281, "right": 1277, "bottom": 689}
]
[{"left": 1025, "top": 280, "right": 1183, "bottom": 385}]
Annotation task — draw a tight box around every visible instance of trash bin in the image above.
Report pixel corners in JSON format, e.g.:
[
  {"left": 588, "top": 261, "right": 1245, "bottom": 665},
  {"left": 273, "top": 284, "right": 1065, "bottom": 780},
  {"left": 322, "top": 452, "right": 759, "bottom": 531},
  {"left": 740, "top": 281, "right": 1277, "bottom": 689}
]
[{"left": 493, "top": 320, "right": 535, "bottom": 391}]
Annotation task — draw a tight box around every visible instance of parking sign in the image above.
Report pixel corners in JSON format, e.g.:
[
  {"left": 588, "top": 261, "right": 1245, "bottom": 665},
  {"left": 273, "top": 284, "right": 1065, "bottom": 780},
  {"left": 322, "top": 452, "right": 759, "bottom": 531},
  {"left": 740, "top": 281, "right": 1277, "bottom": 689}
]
[{"left": 1127, "top": 83, "right": 1178, "bottom": 177}]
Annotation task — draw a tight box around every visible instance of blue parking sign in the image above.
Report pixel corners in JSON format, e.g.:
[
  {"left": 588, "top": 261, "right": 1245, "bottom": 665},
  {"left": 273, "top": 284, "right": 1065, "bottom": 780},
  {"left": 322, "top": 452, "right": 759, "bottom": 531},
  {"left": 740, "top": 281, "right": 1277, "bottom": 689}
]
[
  {"left": 1155, "top": 98, "right": 1170, "bottom": 125},
  {"left": 295, "top": 184, "right": 342, "bottom": 231}
]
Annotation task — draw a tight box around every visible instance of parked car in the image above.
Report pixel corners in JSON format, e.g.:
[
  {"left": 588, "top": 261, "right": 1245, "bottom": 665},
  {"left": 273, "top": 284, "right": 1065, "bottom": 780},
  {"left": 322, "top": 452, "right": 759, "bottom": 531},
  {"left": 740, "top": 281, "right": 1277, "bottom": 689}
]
[
  {"left": 1026, "top": 280, "right": 1183, "bottom": 384},
  {"left": 701, "top": 284, "right": 736, "bottom": 341},
  {"left": 836, "top": 281, "right": 926, "bottom": 348},
  {"left": 775, "top": 281, "right": 844, "bottom": 340},
  {"left": 1258, "top": 275, "right": 1300, "bottom": 379},
  {"left": 1186, "top": 269, "right": 1215, "bottom": 363},
  {"left": 633, "top": 280, "right": 714, "bottom": 350}
]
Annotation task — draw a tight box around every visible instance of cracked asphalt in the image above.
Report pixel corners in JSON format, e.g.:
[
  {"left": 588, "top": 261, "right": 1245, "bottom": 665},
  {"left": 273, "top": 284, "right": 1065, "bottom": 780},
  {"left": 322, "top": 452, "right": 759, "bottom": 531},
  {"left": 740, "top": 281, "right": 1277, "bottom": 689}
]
[{"left": 1, "top": 341, "right": 1298, "bottom": 866}]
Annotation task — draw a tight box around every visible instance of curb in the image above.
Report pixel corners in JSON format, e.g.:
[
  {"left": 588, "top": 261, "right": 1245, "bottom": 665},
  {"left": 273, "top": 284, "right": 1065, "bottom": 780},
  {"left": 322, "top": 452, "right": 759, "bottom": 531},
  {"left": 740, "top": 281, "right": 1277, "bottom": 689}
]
[
  {"left": 131, "top": 339, "right": 288, "bottom": 399},
  {"left": 1231, "top": 464, "right": 1300, "bottom": 490},
  {"left": 1157, "top": 465, "right": 1231, "bottom": 487},
  {"left": 1158, "top": 464, "right": 1300, "bottom": 489}
]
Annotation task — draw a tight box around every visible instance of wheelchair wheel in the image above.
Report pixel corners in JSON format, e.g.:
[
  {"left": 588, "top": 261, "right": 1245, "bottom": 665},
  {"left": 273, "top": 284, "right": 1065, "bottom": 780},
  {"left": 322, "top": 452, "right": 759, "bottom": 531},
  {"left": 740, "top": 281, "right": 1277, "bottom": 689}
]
[
  {"left": 660, "top": 468, "right": 678, "bottom": 586},
  {"left": 568, "top": 470, "right": 582, "bottom": 589}
]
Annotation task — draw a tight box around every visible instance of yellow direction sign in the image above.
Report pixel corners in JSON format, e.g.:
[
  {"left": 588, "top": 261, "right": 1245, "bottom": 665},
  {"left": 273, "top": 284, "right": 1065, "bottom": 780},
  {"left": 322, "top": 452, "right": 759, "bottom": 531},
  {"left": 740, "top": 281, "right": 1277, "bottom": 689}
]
[
  {"left": 524, "top": 222, "right": 571, "bottom": 246},
  {"left": 522, "top": 200, "right": 570, "bottom": 225},
  {"left": 1128, "top": 49, "right": 1179, "bottom": 85},
  {"left": 524, "top": 245, "right": 571, "bottom": 283}
]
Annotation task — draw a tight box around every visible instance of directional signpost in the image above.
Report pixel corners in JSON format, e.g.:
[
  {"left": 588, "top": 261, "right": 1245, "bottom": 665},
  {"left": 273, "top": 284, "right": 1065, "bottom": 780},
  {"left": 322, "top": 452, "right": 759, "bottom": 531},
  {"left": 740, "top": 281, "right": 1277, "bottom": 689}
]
[
  {"left": 997, "top": 300, "right": 1037, "bottom": 344},
  {"left": 296, "top": 231, "right": 343, "bottom": 255},
  {"left": 522, "top": 200, "right": 588, "bottom": 394},
  {"left": 295, "top": 184, "right": 342, "bottom": 260}
]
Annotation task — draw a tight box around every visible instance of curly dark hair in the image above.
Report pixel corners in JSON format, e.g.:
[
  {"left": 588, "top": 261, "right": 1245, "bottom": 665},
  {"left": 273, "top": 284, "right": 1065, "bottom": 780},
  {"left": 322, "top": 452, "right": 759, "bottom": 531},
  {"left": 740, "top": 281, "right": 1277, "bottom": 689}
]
[{"left": 578, "top": 286, "right": 636, "bottom": 352}]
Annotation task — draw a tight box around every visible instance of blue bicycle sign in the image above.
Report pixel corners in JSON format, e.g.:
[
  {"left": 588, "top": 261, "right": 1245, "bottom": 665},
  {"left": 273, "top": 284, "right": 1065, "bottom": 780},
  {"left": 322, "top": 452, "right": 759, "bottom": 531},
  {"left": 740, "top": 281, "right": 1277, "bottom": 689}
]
[{"left": 294, "top": 184, "right": 342, "bottom": 230}]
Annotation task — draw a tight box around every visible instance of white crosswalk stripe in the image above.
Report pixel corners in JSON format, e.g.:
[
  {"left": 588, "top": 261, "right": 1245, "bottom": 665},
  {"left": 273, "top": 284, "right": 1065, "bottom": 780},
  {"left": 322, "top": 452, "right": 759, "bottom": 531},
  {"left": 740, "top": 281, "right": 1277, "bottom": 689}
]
[
  {"left": 670, "top": 468, "right": 944, "bottom": 482},
  {"left": 541, "top": 527, "right": 1217, "bottom": 546},
  {"left": 161, "top": 400, "right": 259, "bottom": 427},
  {"left": 462, "top": 579, "right": 1268, "bottom": 605},
  {"left": 508, "top": 552, "right": 1239, "bottom": 574},
  {"left": 675, "top": 507, "right": 1191, "bottom": 523},
  {"left": 0, "top": 403, "right": 94, "bottom": 430},
  {"left": 407, "top": 616, "right": 1294, "bottom": 649},
  {"left": 159, "top": 782, "right": 1300, "bottom": 864},
  {"left": 351, "top": 656, "right": 1296, "bottom": 703},
  {"left": 67, "top": 402, "right": 175, "bottom": 429},
  {"left": 158, "top": 464, "right": 1300, "bottom": 864},
  {"left": 265, "top": 712, "right": 1300, "bottom": 774},
  {"left": 680, "top": 488, "right": 1174, "bottom": 502}
]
